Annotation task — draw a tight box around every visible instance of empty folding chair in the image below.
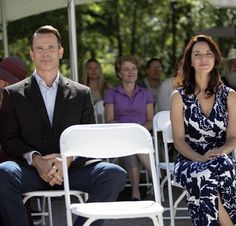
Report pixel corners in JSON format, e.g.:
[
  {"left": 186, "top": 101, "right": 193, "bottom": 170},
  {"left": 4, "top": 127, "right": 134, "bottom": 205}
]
[{"left": 60, "top": 123, "right": 164, "bottom": 226}]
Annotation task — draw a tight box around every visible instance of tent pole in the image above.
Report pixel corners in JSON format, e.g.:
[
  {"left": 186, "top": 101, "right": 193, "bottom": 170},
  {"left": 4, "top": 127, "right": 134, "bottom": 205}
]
[
  {"left": 1, "top": 0, "right": 9, "bottom": 57},
  {"left": 67, "top": 0, "right": 78, "bottom": 82}
]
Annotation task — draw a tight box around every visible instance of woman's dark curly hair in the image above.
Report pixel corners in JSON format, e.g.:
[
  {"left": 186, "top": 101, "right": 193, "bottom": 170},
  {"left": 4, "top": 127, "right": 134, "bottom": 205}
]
[{"left": 175, "top": 35, "right": 222, "bottom": 96}]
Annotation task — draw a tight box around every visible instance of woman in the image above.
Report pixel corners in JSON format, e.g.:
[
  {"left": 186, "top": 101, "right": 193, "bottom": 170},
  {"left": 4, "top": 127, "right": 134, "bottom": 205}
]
[
  {"left": 171, "top": 35, "right": 236, "bottom": 226},
  {"left": 104, "top": 55, "right": 154, "bottom": 200},
  {"left": 83, "top": 58, "right": 109, "bottom": 104}
]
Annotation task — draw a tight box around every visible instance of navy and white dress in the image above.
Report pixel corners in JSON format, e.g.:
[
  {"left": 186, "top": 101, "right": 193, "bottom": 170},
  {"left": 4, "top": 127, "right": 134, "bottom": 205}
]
[{"left": 173, "top": 85, "right": 236, "bottom": 226}]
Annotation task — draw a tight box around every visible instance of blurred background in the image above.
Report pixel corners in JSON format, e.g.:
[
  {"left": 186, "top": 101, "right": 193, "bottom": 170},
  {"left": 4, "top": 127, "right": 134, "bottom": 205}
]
[{"left": 1, "top": 0, "right": 236, "bottom": 84}]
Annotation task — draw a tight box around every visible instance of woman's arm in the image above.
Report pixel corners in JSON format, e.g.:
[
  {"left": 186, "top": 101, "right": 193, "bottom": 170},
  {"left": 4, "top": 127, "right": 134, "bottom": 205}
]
[
  {"left": 209, "top": 90, "right": 236, "bottom": 156},
  {"left": 105, "top": 103, "right": 115, "bottom": 123},
  {"left": 170, "top": 91, "right": 205, "bottom": 161},
  {"left": 144, "top": 103, "right": 154, "bottom": 131}
]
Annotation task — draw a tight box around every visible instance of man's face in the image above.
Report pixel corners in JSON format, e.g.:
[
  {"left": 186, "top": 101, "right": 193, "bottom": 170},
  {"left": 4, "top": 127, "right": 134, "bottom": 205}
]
[
  {"left": 225, "top": 59, "right": 236, "bottom": 87},
  {"left": 146, "top": 60, "right": 163, "bottom": 80},
  {"left": 227, "top": 59, "right": 236, "bottom": 73},
  {"left": 30, "top": 33, "right": 64, "bottom": 75}
]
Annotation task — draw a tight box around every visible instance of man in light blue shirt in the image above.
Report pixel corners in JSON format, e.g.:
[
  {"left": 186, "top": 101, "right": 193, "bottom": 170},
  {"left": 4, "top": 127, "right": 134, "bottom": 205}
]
[{"left": 0, "top": 25, "right": 126, "bottom": 226}]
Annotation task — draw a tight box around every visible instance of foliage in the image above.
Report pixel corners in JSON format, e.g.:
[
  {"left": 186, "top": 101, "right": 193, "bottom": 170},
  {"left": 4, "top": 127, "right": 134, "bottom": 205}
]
[{"left": 1, "top": 0, "right": 236, "bottom": 84}]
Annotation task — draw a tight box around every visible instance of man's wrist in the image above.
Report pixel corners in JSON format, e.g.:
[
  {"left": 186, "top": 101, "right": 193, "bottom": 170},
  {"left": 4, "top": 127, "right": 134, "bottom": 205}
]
[{"left": 31, "top": 153, "right": 41, "bottom": 166}]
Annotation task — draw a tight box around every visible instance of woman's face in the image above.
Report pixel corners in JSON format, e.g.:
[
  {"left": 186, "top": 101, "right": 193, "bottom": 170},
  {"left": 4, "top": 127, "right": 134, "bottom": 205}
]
[
  {"left": 118, "top": 61, "right": 138, "bottom": 83},
  {"left": 191, "top": 41, "right": 215, "bottom": 75},
  {"left": 86, "top": 62, "right": 100, "bottom": 80}
]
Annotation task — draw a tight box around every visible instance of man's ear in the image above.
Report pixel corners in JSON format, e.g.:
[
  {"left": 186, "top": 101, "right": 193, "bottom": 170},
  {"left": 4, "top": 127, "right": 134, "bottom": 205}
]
[
  {"left": 59, "top": 47, "right": 64, "bottom": 59},
  {"left": 29, "top": 49, "right": 34, "bottom": 61}
]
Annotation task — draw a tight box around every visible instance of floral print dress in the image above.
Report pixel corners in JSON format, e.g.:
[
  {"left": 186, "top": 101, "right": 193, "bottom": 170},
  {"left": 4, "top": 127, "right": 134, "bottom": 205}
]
[{"left": 173, "top": 85, "right": 236, "bottom": 226}]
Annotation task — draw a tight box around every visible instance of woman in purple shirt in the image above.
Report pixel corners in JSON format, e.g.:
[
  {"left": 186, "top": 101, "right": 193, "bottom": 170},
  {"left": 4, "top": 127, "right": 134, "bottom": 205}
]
[{"left": 104, "top": 55, "right": 154, "bottom": 201}]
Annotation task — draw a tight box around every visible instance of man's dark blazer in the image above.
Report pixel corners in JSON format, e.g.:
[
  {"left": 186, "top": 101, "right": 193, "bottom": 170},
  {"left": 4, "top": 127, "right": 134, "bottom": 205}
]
[{"left": 0, "top": 74, "right": 95, "bottom": 166}]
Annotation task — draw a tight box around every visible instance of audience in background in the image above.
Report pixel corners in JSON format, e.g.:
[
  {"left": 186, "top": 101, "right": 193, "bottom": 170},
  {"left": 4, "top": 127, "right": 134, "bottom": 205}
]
[
  {"left": 222, "top": 48, "right": 236, "bottom": 90},
  {"left": 104, "top": 55, "right": 154, "bottom": 201},
  {"left": 0, "top": 56, "right": 28, "bottom": 161},
  {"left": 137, "top": 58, "right": 163, "bottom": 113},
  {"left": 0, "top": 56, "right": 28, "bottom": 226},
  {"left": 83, "top": 58, "right": 110, "bottom": 104},
  {"left": 158, "top": 55, "right": 183, "bottom": 111}
]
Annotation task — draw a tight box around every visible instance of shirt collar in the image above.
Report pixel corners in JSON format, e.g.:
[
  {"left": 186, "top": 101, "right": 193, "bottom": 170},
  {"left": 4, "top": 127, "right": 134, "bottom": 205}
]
[
  {"left": 115, "top": 84, "right": 142, "bottom": 96},
  {"left": 33, "top": 70, "right": 59, "bottom": 89}
]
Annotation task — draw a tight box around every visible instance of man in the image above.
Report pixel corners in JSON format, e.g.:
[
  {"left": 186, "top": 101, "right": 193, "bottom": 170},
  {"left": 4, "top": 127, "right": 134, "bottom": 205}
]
[
  {"left": 0, "top": 25, "right": 126, "bottom": 226},
  {"left": 222, "top": 48, "right": 236, "bottom": 90},
  {"left": 137, "top": 58, "right": 163, "bottom": 113}
]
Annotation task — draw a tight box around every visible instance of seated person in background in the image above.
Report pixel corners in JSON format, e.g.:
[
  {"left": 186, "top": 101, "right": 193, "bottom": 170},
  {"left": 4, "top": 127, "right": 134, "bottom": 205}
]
[
  {"left": 0, "top": 56, "right": 28, "bottom": 161},
  {"left": 0, "top": 56, "right": 28, "bottom": 226},
  {"left": 0, "top": 25, "right": 127, "bottom": 226},
  {"left": 222, "top": 48, "right": 236, "bottom": 90},
  {"left": 137, "top": 57, "right": 163, "bottom": 113},
  {"left": 158, "top": 55, "right": 183, "bottom": 111},
  {"left": 82, "top": 58, "right": 110, "bottom": 104},
  {"left": 104, "top": 55, "right": 154, "bottom": 201},
  {"left": 171, "top": 34, "right": 236, "bottom": 226}
]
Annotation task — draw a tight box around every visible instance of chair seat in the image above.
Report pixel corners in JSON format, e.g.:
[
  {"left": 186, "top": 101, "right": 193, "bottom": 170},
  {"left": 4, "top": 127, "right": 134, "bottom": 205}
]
[
  {"left": 159, "top": 162, "right": 174, "bottom": 171},
  {"left": 23, "top": 190, "right": 83, "bottom": 198},
  {"left": 70, "top": 201, "right": 164, "bottom": 219}
]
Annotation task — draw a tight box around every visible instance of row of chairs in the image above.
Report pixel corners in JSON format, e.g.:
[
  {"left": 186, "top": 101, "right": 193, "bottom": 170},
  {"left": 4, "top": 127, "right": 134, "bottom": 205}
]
[
  {"left": 23, "top": 104, "right": 236, "bottom": 226},
  {"left": 23, "top": 103, "right": 163, "bottom": 226}
]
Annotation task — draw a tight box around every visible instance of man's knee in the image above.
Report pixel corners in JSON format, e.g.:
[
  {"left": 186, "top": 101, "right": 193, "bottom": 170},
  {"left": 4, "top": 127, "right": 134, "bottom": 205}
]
[
  {"left": 0, "top": 161, "right": 20, "bottom": 193},
  {"left": 100, "top": 162, "right": 127, "bottom": 190}
]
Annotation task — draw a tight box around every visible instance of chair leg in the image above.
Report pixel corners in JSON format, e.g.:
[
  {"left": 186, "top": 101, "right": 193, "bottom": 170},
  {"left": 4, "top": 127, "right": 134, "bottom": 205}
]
[
  {"left": 160, "top": 175, "right": 168, "bottom": 202},
  {"left": 173, "top": 190, "right": 187, "bottom": 217},
  {"left": 47, "top": 197, "right": 53, "bottom": 226},
  {"left": 166, "top": 171, "right": 175, "bottom": 226},
  {"left": 40, "top": 197, "right": 46, "bottom": 225},
  {"left": 82, "top": 218, "right": 97, "bottom": 226}
]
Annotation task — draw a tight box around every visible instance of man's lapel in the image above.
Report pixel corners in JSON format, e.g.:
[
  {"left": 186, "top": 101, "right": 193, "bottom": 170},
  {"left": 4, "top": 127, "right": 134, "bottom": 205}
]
[
  {"left": 52, "top": 75, "right": 70, "bottom": 127},
  {"left": 25, "top": 76, "right": 51, "bottom": 128}
]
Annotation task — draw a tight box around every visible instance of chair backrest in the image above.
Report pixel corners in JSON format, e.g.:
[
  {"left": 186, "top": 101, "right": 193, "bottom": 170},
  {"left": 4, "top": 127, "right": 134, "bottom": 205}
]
[
  {"left": 94, "top": 100, "right": 105, "bottom": 124},
  {"left": 162, "top": 121, "right": 173, "bottom": 144},
  {"left": 153, "top": 111, "right": 170, "bottom": 165},
  {"left": 153, "top": 111, "right": 170, "bottom": 133},
  {"left": 233, "top": 149, "right": 236, "bottom": 160},
  {"left": 60, "top": 123, "right": 161, "bottom": 202},
  {"left": 61, "top": 123, "right": 153, "bottom": 158}
]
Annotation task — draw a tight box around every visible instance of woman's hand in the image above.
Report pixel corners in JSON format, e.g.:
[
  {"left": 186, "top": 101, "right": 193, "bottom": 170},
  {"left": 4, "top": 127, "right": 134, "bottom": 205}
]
[{"left": 200, "top": 149, "right": 225, "bottom": 162}]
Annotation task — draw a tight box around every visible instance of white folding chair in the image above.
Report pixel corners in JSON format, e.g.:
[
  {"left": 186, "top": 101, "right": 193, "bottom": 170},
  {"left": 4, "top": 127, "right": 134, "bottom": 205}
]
[
  {"left": 233, "top": 149, "right": 236, "bottom": 160},
  {"left": 60, "top": 123, "right": 164, "bottom": 226},
  {"left": 153, "top": 111, "right": 171, "bottom": 201},
  {"left": 23, "top": 189, "right": 86, "bottom": 226},
  {"left": 94, "top": 100, "right": 105, "bottom": 124},
  {"left": 162, "top": 121, "right": 189, "bottom": 226}
]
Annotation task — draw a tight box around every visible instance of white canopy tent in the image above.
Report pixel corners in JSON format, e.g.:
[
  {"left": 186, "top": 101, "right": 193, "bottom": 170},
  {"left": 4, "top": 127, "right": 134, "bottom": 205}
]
[{"left": 0, "top": 0, "right": 106, "bottom": 81}]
